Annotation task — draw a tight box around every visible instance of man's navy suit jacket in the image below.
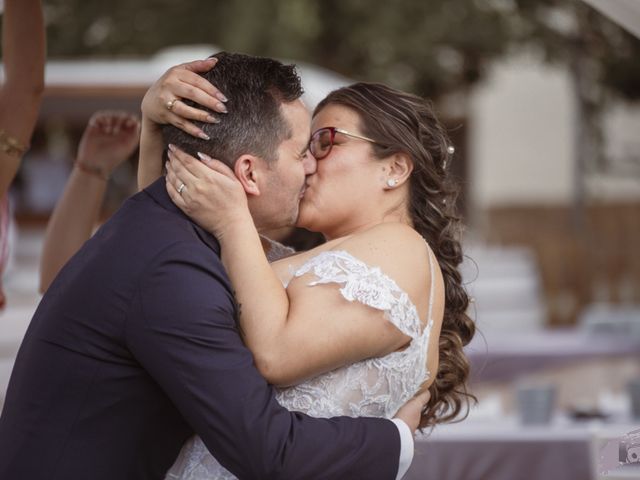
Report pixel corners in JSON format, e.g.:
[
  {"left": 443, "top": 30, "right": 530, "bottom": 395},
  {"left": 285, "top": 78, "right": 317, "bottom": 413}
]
[{"left": 0, "top": 179, "right": 400, "bottom": 479}]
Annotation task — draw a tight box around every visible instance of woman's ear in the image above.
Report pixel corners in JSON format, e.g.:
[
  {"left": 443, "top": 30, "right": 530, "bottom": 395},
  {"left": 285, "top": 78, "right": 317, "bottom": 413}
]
[
  {"left": 384, "top": 152, "right": 413, "bottom": 189},
  {"left": 233, "top": 155, "right": 262, "bottom": 196}
]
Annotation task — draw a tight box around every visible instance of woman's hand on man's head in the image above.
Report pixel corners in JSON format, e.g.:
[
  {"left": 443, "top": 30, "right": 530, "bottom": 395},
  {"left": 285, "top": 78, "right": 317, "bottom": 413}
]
[
  {"left": 141, "top": 57, "right": 228, "bottom": 140},
  {"left": 165, "top": 145, "right": 251, "bottom": 238}
]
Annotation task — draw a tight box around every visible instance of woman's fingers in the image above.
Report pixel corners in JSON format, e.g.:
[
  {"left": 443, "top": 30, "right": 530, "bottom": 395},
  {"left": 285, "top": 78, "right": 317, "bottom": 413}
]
[
  {"left": 157, "top": 73, "right": 226, "bottom": 138},
  {"left": 179, "top": 75, "right": 228, "bottom": 106},
  {"left": 164, "top": 144, "right": 250, "bottom": 236},
  {"left": 179, "top": 58, "right": 228, "bottom": 103},
  {"left": 180, "top": 57, "right": 218, "bottom": 74},
  {"left": 168, "top": 144, "right": 200, "bottom": 172},
  {"left": 165, "top": 175, "right": 187, "bottom": 211},
  {"left": 169, "top": 146, "right": 235, "bottom": 186},
  {"left": 165, "top": 164, "right": 179, "bottom": 190},
  {"left": 166, "top": 146, "right": 241, "bottom": 209},
  {"left": 165, "top": 60, "right": 227, "bottom": 113},
  {"left": 165, "top": 162, "right": 198, "bottom": 215},
  {"left": 166, "top": 79, "right": 226, "bottom": 115},
  {"left": 164, "top": 111, "right": 211, "bottom": 140},
  {"left": 196, "top": 154, "right": 236, "bottom": 179},
  {"left": 142, "top": 57, "right": 227, "bottom": 142},
  {"left": 165, "top": 168, "right": 187, "bottom": 201},
  {"left": 167, "top": 99, "right": 219, "bottom": 125},
  {"left": 166, "top": 150, "right": 200, "bottom": 187}
]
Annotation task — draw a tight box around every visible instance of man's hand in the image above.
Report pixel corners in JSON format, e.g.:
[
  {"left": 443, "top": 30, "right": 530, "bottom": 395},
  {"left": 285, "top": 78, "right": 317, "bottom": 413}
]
[
  {"left": 76, "top": 111, "right": 141, "bottom": 177},
  {"left": 394, "top": 389, "right": 431, "bottom": 433}
]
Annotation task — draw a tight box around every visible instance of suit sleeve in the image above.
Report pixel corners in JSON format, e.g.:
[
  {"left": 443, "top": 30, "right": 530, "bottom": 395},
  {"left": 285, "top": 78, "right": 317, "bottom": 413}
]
[{"left": 126, "top": 242, "right": 401, "bottom": 480}]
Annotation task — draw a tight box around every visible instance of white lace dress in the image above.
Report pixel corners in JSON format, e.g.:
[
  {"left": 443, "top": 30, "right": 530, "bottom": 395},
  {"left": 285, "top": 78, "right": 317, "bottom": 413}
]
[{"left": 166, "top": 248, "right": 436, "bottom": 480}]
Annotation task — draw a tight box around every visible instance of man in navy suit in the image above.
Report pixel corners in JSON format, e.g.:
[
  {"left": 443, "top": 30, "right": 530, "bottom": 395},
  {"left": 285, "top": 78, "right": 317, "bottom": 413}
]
[{"left": 0, "top": 53, "right": 417, "bottom": 479}]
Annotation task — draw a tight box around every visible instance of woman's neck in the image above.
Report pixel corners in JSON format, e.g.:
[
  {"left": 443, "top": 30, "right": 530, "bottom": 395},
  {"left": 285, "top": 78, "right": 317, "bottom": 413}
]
[{"left": 322, "top": 211, "right": 411, "bottom": 241}]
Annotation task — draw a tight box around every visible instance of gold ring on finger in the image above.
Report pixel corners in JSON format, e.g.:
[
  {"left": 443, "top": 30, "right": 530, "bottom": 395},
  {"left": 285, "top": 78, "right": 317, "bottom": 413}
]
[{"left": 166, "top": 98, "right": 180, "bottom": 111}]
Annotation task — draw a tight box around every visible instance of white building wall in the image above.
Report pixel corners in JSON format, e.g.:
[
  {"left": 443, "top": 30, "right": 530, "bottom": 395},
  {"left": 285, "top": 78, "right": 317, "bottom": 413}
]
[
  {"left": 468, "top": 54, "right": 640, "bottom": 210},
  {"left": 468, "top": 55, "right": 576, "bottom": 209}
]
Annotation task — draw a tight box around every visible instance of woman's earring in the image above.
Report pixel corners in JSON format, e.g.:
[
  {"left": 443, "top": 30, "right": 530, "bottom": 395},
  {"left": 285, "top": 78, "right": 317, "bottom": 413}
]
[{"left": 386, "top": 178, "right": 398, "bottom": 188}]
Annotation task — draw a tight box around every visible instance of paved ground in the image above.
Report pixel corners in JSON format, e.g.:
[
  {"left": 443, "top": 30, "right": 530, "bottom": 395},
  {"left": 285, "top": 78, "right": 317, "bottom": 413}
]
[{"left": 0, "top": 227, "right": 43, "bottom": 408}]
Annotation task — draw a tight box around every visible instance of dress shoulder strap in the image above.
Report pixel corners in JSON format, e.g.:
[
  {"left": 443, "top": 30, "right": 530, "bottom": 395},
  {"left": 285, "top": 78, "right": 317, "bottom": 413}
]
[{"left": 426, "top": 247, "right": 436, "bottom": 327}]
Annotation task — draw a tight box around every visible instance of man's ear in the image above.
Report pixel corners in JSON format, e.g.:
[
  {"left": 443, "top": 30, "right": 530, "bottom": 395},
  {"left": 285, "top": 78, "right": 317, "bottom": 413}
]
[{"left": 233, "top": 155, "right": 263, "bottom": 196}]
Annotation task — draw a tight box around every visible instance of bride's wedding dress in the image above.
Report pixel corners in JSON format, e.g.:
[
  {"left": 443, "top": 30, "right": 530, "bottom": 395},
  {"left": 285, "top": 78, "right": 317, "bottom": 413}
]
[{"left": 166, "top": 248, "right": 436, "bottom": 480}]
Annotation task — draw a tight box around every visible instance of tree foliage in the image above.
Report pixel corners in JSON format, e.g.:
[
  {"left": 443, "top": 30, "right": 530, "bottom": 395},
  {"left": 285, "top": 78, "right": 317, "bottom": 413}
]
[
  {"left": 41, "top": 0, "right": 514, "bottom": 98},
  {"left": 7, "top": 0, "right": 637, "bottom": 102},
  {"left": 510, "top": 0, "right": 640, "bottom": 101}
]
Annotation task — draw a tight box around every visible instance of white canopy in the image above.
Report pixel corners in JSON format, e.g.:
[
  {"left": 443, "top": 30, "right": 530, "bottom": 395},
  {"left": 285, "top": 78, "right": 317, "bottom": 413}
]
[{"left": 37, "top": 45, "right": 351, "bottom": 111}]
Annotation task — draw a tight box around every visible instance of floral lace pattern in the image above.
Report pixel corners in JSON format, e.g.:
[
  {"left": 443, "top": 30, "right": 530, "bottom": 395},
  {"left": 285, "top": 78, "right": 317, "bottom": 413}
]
[{"left": 166, "top": 248, "right": 435, "bottom": 480}]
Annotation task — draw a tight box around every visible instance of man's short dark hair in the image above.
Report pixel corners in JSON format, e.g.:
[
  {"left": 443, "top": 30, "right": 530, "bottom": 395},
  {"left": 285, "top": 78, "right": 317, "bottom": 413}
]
[{"left": 162, "top": 52, "right": 304, "bottom": 166}]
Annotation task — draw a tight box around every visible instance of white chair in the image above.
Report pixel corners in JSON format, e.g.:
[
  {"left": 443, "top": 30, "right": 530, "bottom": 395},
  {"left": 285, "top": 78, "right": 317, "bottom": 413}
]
[{"left": 461, "top": 244, "right": 547, "bottom": 331}]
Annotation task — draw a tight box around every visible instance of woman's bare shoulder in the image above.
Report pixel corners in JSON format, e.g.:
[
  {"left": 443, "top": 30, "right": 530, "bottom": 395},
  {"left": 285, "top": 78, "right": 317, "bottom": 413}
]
[
  {"left": 340, "top": 222, "right": 431, "bottom": 263},
  {"left": 336, "top": 222, "right": 434, "bottom": 300}
]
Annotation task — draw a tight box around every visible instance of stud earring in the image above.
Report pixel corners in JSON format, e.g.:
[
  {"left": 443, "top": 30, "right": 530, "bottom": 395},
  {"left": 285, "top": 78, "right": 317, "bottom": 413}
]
[{"left": 386, "top": 178, "right": 398, "bottom": 188}]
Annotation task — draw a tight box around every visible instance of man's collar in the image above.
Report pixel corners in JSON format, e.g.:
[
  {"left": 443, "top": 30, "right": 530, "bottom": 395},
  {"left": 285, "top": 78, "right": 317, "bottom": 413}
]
[{"left": 144, "top": 177, "right": 220, "bottom": 254}]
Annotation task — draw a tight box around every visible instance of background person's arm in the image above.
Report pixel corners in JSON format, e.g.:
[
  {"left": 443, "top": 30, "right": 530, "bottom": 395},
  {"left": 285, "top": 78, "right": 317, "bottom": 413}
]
[
  {"left": 0, "top": 0, "right": 46, "bottom": 196},
  {"left": 39, "top": 112, "right": 140, "bottom": 293}
]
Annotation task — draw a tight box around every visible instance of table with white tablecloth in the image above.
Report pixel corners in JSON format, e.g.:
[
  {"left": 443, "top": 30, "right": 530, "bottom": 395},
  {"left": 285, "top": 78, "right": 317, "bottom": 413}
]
[
  {"left": 466, "top": 329, "right": 640, "bottom": 384},
  {"left": 405, "top": 419, "right": 640, "bottom": 480}
]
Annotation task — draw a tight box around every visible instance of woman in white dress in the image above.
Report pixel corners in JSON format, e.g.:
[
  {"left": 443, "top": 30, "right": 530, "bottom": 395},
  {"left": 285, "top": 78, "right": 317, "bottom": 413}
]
[{"left": 141, "top": 61, "right": 475, "bottom": 479}]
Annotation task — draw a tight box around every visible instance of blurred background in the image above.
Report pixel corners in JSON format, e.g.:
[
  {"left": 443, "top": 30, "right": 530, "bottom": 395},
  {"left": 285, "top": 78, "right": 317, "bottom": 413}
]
[{"left": 1, "top": 1, "right": 639, "bottom": 478}]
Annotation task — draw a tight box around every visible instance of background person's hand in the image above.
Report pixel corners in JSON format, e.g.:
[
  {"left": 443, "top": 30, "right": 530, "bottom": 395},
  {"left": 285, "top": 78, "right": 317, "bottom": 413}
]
[
  {"left": 141, "top": 57, "right": 227, "bottom": 140},
  {"left": 394, "top": 389, "right": 431, "bottom": 433},
  {"left": 76, "top": 111, "right": 141, "bottom": 177}
]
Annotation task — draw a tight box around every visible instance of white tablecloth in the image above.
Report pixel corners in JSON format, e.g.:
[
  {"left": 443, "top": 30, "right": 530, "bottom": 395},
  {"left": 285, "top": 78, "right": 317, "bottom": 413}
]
[
  {"left": 466, "top": 329, "right": 640, "bottom": 383},
  {"left": 405, "top": 419, "right": 640, "bottom": 480}
]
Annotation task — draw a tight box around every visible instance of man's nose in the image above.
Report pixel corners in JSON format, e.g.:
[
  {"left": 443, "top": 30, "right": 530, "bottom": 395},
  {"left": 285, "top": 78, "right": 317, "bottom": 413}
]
[{"left": 303, "top": 152, "right": 317, "bottom": 175}]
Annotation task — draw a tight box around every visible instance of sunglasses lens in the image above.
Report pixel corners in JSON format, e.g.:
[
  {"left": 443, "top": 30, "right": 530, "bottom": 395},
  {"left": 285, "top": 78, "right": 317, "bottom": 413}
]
[{"left": 311, "top": 129, "right": 332, "bottom": 159}]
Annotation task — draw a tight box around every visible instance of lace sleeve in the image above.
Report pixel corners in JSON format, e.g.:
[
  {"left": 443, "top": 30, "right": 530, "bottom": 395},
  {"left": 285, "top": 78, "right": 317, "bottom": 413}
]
[{"left": 292, "top": 250, "right": 424, "bottom": 339}]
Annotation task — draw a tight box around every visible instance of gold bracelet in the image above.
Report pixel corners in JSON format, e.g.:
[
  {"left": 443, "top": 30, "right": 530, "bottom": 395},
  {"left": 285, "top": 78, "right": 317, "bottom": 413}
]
[
  {"left": 75, "top": 162, "right": 109, "bottom": 181},
  {"left": 0, "top": 129, "right": 28, "bottom": 157}
]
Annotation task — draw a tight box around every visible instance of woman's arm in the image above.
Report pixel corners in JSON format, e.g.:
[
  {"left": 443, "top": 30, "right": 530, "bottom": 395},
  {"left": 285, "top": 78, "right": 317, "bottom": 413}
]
[
  {"left": 0, "top": 0, "right": 46, "bottom": 196},
  {"left": 166, "top": 149, "right": 437, "bottom": 387},
  {"left": 138, "top": 58, "right": 226, "bottom": 190},
  {"left": 39, "top": 111, "right": 140, "bottom": 293}
]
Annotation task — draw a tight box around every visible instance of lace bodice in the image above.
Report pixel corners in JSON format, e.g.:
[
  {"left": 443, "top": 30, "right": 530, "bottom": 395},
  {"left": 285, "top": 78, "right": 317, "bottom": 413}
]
[{"left": 166, "top": 248, "right": 436, "bottom": 480}]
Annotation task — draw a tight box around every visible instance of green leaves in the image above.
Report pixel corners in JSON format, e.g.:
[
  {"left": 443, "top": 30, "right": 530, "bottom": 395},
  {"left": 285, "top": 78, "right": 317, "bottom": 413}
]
[{"left": 36, "top": 0, "right": 640, "bottom": 101}]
